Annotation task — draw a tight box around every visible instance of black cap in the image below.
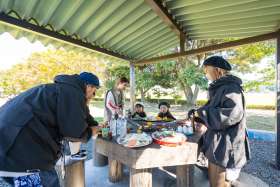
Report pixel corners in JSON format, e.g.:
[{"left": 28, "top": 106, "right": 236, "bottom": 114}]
[
  {"left": 158, "top": 101, "right": 170, "bottom": 109},
  {"left": 135, "top": 102, "right": 144, "bottom": 108},
  {"left": 203, "top": 56, "right": 232, "bottom": 71}
]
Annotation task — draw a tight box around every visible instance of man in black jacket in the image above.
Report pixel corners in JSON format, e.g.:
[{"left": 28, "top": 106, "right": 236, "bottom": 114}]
[
  {"left": 0, "top": 72, "right": 101, "bottom": 186},
  {"left": 188, "top": 56, "right": 250, "bottom": 187}
]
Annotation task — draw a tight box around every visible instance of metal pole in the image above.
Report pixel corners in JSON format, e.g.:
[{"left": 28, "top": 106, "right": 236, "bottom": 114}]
[
  {"left": 130, "top": 63, "right": 136, "bottom": 112},
  {"left": 276, "top": 35, "right": 280, "bottom": 169}
]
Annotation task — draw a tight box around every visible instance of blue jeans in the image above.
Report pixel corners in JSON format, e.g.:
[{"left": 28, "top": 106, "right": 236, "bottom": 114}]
[
  {"left": 39, "top": 169, "right": 60, "bottom": 187},
  {"left": 0, "top": 169, "right": 60, "bottom": 187}
]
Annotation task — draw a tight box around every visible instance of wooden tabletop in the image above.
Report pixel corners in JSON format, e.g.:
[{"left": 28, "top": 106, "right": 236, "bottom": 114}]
[{"left": 95, "top": 132, "right": 203, "bottom": 169}]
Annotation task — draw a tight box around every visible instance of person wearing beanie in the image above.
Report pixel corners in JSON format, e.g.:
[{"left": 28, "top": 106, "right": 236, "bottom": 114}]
[
  {"left": 156, "top": 101, "right": 176, "bottom": 121},
  {"left": 0, "top": 72, "right": 101, "bottom": 186},
  {"left": 132, "top": 103, "right": 147, "bottom": 119},
  {"left": 188, "top": 56, "right": 250, "bottom": 187}
]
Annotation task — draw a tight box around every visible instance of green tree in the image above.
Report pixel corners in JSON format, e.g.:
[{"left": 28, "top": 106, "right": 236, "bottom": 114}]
[
  {"left": 136, "top": 67, "right": 157, "bottom": 102},
  {"left": 243, "top": 59, "right": 275, "bottom": 92},
  {"left": 104, "top": 65, "right": 155, "bottom": 102},
  {"left": 226, "top": 40, "right": 276, "bottom": 91},
  {"left": 104, "top": 65, "right": 130, "bottom": 89},
  {"left": 102, "top": 40, "right": 276, "bottom": 105},
  {"left": 227, "top": 41, "right": 275, "bottom": 73},
  {"left": 0, "top": 49, "right": 106, "bottom": 96}
]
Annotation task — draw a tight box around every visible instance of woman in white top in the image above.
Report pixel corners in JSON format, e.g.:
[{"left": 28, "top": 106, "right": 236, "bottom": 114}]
[{"left": 104, "top": 77, "right": 129, "bottom": 122}]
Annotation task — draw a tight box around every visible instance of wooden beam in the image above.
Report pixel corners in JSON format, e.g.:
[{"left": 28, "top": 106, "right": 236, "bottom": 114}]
[
  {"left": 134, "top": 30, "right": 280, "bottom": 65},
  {"left": 144, "top": 0, "right": 184, "bottom": 37},
  {"left": 276, "top": 33, "right": 280, "bottom": 169},
  {"left": 0, "top": 13, "right": 131, "bottom": 61}
]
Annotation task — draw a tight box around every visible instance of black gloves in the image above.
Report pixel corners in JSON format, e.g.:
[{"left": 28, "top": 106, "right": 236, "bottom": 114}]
[
  {"left": 187, "top": 109, "right": 196, "bottom": 119},
  {"left": 188, "top": 109, "right": 205, "bottom": 124},
  {"left": 193, "top": 116, "right": 205, "bottom": 124},
  {"left": 114, "top": 113, "right": 119, "bottom": 120}
]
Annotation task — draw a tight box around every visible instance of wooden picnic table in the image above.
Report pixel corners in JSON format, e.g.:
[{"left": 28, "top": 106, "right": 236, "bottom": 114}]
[{"left": 95, "top": 131, "right": 202, "bottom": 187}]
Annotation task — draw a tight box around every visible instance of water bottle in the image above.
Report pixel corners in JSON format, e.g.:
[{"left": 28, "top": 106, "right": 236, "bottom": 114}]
[
  {"left": 110, "top": 119, "right": 117, "bottom": 138},
  {"left": 183, "top": 124, "right": 193, "bottom": 135},
  {"left": 120, "top": 118, "right": 127, "bottom": 138},
  {"left": 116, "top": 117, "right": 127, "bottom": 138}
]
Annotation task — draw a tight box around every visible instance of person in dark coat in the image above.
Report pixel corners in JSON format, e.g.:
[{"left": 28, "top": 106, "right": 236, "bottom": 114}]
[
  {"left": 156, "top": 101, "right": 176, "bottom": 121},
  {"left": 0, "top": 72, "right": 101, "bottom": 187},
  {"left": 132, "top": 103, "right": 147, "bottom": 119},
  {"left": 188, "top": 56, "right": 251, "bottom": 187}
]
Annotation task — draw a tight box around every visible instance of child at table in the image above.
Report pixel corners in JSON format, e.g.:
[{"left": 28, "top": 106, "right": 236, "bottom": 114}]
[
  {"left": 132, "top": 103, "right": 147, "bottom": 119},
  {"left": 156, "top": 101, "right": 176, "bottom": 121}
]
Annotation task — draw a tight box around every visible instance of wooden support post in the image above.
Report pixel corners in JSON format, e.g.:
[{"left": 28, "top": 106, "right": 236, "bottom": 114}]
[
  {"left": 65, "top": 161, "right": 85, "bottom": 187},
  {"left": 176, "top": 165, "right": 194, "bottom": 187},
  {"left": 109, "top": 159, "right": 123, "bottom": 183},
  {"left": 180, "top": 32, "right": 185, "bottom": 52},
  {"left": 276, "top": 34, "right": 280, "bottom": 169},
  {"left": 130, "top": 62, "right": 136, "bottom": 112},
  {"left": 130, "top": 168, "right": 152, "bottom": 187}
]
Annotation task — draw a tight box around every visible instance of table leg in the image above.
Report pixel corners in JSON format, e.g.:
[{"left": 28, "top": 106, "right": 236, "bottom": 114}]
[
  {"left": 176, "top": 165, "right": 194, "bottom": 187},
  {"left": 65, "top": 160, "right": 85, "bottom": 187},
  {"left": 130, "top": 168, "right": 152, "bottom": 187},
  {"left": 93, "top": 138, "right": 108, "bottom": 166},
  {"left": 108, "top": 159, "right": 123, "bottom": 183}
]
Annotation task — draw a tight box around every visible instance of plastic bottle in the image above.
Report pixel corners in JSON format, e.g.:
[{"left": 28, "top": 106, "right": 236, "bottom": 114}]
[
  {"left": 110, "top": 118, "right": 117, "bottom": 138},
  {"left": 177, "top": 126, "right": 183, "bottom": 133},
  {"left": 120, "top": 118, "right": 127, "bottom": 137}
]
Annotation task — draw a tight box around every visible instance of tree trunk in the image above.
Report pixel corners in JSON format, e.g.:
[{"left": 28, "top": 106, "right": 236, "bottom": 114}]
[
  {"left": 190, "top": 85, "right": 199, "bottom": 106},
  {"left": 140, "top": 88, "right": 145, "bottom": 102},
  {"left": 182, "top": 85, "right": 194, "bottom": 106}
]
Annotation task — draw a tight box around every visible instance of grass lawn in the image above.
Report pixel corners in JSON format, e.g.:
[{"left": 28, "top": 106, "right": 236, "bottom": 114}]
[
  {"left": 247, "top": 117, "right": 275, "bottom": 131},
  {"left": 94, "top": 117, "right": 103, "bottom": 123},
  {"left": 91, "top": 100, "right": 105, "bottom": 108}
]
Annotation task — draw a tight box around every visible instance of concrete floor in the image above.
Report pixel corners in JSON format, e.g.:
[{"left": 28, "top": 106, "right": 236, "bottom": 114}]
[{"left": 85, "top": 160, "right": 268, "bottom": 187}]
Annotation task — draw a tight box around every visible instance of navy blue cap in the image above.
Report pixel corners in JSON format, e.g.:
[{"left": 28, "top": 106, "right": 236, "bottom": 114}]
[
  {"left": 79, "top": 72, "right": 100, "bottom": 88},
  {"left": 203, "top": 56, "right": 232, "bottom": 71}
]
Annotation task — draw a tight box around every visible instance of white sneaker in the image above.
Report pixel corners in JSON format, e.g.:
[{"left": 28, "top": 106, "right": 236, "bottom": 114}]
[{"left": 70, "top": 151, "right": 87, "bottom": 161}]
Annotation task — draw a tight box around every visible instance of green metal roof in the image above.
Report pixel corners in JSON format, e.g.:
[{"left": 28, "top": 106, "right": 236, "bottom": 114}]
[
  {"left": 0, "top": 0, "right": 178, "bottom": 60},
  {"left": 0, "top": 22, "right": 127, "bottom": 64},
  {"left": 165, "top": 0, "right": 280, "bottom": 39},
  {"left": 0, "top": 0, "right": 279, "bottom": 61}
]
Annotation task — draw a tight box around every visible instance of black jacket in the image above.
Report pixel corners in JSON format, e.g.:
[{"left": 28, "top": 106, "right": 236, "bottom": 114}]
[
  {"left": 197, "top": 75, "right": 250, "bottom": 169},
  {"left": 132, "top": 112, "right": 147, "bottom": 119},
  {"left": 157, "top": 111, "right": 176, "bottom": 121},
  {"left": 86, "top": 106, "right": 99, "bottom": 127},
  {"left": 0, "top": 74, "right": 93, "bottom": 172}
]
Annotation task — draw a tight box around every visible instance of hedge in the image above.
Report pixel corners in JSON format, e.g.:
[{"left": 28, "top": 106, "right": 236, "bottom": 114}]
[{"left": 92, "top": 98, "right": 275, "bottom": 110}]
